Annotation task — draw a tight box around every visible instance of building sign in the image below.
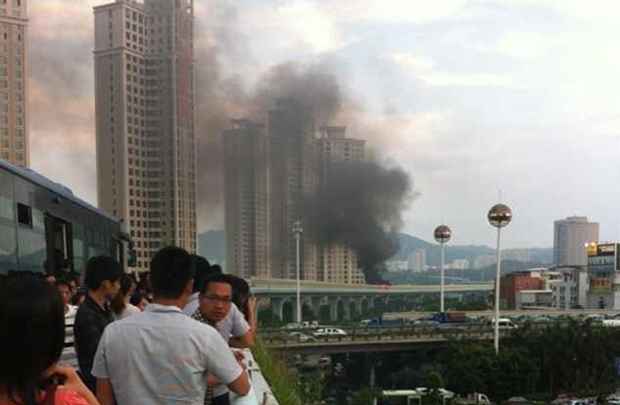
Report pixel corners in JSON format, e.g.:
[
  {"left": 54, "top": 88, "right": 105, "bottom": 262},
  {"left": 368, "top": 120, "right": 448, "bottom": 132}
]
[{"left": 598, "top": 244, "right": 616, "bottom": 256}]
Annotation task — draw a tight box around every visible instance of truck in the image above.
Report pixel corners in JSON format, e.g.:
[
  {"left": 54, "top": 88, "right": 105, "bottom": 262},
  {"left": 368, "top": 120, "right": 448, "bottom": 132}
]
[
  {"left": 431, "top": 312, "right": 467, "bottom": 324},
  {"left": 360, "top": 317, "right": 406, "bottom": 328}
]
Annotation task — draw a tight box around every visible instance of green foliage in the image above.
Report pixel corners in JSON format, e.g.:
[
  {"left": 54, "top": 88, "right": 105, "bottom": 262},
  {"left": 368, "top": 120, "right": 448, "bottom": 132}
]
[
  {"left": 437, "top": 320, "right": 620, "bottom": 401},
  {"left": 252, "top": 338, "right": 302, "bottom": 405},
  {"left": 351, "top": 387, "right": 378, "bottom": 405},
  {"left": 425, "top": 370, "right": 445, "bottom": 405}
]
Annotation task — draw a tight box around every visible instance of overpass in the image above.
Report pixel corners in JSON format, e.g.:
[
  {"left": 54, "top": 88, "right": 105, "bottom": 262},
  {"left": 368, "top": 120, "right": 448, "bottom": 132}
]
[
  {"left": 249, "top": 278, "right": 494, "bottom": 322},
  {"left": 261, "top": 324, "right": 511, "bottom": 354}
]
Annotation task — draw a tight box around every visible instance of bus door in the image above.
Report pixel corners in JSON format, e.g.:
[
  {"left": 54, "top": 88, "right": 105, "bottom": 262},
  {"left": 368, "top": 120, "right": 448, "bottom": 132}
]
[{"left": 45, "top": 215, "right": 73, "bottom": 274}]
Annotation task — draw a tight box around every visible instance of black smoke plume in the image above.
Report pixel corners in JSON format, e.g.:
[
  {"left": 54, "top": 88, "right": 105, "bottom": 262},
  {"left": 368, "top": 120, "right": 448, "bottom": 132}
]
[
  {"left": 310, "top": 161, "right": 412, "bottom": 283},
  {"left": 193, "top": 2, "right": 415, "bottom": 281}
]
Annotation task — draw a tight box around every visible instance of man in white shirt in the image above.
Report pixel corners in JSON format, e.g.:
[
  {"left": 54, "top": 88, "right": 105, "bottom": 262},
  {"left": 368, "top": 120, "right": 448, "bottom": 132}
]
[
  {"left": 93, "top": 247, "right": 250, "bottom": 405},
  {"left": 191, "top": 274, "right": 255, "bottom": 405}
]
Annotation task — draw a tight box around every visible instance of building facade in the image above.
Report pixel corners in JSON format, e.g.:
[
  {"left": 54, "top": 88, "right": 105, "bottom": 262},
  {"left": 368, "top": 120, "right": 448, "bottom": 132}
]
[
  {"left": 0, "top": 0, "right": 27, "bottom": 166},
  {"left": 223, "top": 119, "right": 270, "bottom": 279},
  {"left": 94, "top": 0, "right": 197, "bottom": 272},
  {"left": 553, "top": 216, "right": 599, "bottom": 266},
  {"left": 408, "top": 248, "right": 426, "bottom": 272},
  {"left": 586, "top": 243, "right": 620, "bottom": 309},
  {"left": 224, "top": 112, "right": 369, "bottom": 283},
  {"left": 499, "top": 271, "right": 545, "bottom": 309},
  {"left": 317, "top": 126, "right": 366, "bottom": 284},
  {"left": 550, "top": 266, "right": 588, "bottom": 310}
]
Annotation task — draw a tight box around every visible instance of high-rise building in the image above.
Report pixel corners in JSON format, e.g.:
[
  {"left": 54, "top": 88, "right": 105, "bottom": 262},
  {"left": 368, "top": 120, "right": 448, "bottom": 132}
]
[
  {"left": 94, "top": 0, "right": 196, "bottom": 271},
  {"left": 408, "top": 248, "right": 426, "bottom": 272},
  {"left": 0, "top": 0, "right": 28, "bottom": 166},
  {"left": 224, "top": 110, "right": 369, "bottom": 284},
  {"left": 266, "top": 100, "right": 319, "bottom": 281},
  {"left": 553, "top": 216, "right": 599, "bottom": 266},
  {"left": 317, "top": 126, "right": 366, "bottom": 284},
  {"left": 223, "top": 119, "right": 270, "bottom": 279}
]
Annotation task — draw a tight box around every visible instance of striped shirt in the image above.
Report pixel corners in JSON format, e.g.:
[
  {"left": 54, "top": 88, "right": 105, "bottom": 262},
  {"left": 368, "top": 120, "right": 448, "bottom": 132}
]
[{"left": 59, "top": 305, "right": 78, "bottom": 367}]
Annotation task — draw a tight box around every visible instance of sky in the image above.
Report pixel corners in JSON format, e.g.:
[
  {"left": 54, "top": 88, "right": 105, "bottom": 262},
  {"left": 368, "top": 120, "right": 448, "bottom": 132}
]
[{"left": 28, "top": 0, "right": 620, "bottom": 249}]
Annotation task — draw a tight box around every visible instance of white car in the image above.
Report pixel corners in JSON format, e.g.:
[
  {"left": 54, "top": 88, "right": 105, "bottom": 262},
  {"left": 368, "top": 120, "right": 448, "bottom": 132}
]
[
  {"left": 288, "top": 331, "right": 317, "bottom": 342},
  {"left": 312, "top": 327, "right": 347, "bottom": 337}
]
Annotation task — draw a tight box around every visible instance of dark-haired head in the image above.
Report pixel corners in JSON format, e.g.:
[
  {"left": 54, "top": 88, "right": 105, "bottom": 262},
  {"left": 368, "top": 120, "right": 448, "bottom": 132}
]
[
  {"left": 83, "top": 256, "right": 123, "bottom": 294},
  {"left": 190, "top": 255, "right": 222, "bottom": 294},
  {"left": 0, "top": 273, "right": 65, "bottom": 405},
  {"left": 111, "top": 274, "right": 136, "bottom": 315},
  {"left": 150, "top": 247, "right": 195, "bottom": 301},
  {"left": 199, "top": 273, "right": 233, "bottom": 323},
  {"left": 227, "top": 275, "right": 251, "bottom": 310}
]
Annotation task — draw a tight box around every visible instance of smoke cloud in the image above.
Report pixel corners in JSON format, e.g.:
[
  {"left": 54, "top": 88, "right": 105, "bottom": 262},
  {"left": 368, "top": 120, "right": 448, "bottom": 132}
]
[{"left": 310, "top": 161, "right": 412, "bottom": 283}]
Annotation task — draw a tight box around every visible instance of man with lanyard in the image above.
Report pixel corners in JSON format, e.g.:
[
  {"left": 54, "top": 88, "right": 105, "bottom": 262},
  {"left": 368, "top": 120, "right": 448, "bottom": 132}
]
[{"left": 192, "top": 273, "right": 255, "bottom": 405}]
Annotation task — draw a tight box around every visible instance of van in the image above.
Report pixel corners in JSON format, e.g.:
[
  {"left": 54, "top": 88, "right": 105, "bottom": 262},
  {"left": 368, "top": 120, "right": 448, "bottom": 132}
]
[{"left": 489, "top": 318, "right": 518, "bottom": 330}]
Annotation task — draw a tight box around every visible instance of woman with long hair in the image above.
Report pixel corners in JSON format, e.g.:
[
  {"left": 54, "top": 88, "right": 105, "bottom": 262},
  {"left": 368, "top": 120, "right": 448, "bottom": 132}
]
[
  {"left": 0, "top": 273, "right": 99, "bottom": 405},
  {"left": 110, "top": 274, "right": 140, "bottom": 320}
]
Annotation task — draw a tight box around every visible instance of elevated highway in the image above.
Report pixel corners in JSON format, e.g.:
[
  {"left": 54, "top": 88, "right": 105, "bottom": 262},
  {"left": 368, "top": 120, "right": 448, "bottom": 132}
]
[{"left": 250, "top": 278, "right": 493, "bottom": 321}]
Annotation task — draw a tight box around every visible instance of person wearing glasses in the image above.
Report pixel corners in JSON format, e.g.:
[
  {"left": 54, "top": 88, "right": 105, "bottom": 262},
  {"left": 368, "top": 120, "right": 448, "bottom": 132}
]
[{"left": 192, "top": 274, "right": 254, "bottom": 405}]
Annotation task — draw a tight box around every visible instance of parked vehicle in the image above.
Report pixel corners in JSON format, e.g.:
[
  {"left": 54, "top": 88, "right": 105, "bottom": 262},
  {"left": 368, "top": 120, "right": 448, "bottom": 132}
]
[
  {"left": 361, "top": 317, "right": 406, "bottom": 328},
  {"left": 454, "top": 393, "right": 491, "bottom": 405},
  {"left": 287, "top": 331, "right": 317, "bottom": 342},
  {"left": 431, "top": 312, "right": 467, "bottom": 324},
  {"left": 313, "top": 327, "right": 347, "bottom": 337},
  {"left": 488, "top": 318, "right": 518, "bottom": 330},
  {"left": 602, "top": 319, "right": 620, "bottom": 327}
]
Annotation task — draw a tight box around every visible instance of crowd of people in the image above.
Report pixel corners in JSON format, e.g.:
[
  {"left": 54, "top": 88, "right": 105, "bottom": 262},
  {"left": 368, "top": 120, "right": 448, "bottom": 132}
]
[{"left": 0, "top": 247, "right": 260, "bottom": 405}]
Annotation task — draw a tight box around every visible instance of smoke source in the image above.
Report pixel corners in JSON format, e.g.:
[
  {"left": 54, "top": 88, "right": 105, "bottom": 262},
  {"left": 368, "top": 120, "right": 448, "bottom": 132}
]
[{"left": 310, "top": 161, "right": 412, "bottom": 283}]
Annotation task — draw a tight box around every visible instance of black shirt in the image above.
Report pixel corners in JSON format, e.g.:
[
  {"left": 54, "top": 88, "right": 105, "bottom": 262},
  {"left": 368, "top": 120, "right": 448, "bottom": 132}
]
[{"left": 73, "top": 294, "right": 114, "bottom": 391}]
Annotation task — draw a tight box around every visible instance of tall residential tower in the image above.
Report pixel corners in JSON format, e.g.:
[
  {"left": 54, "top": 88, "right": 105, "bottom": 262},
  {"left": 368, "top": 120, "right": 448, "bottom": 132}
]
[
  {"left": 0, "top": 0, "right": 28, "bottom": 166},
  {"left": 94, "top": 0, "right": 196, "bottom": 271},
  {"left": 553, "top": 216, "right": 599, "bottom": 267},
  {"left": 317, "top": 126, "right": 366, "bottom": 284}
]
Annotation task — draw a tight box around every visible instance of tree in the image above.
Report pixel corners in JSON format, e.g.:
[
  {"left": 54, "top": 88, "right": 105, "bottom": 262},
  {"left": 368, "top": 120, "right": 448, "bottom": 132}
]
[{"left": 425, "top": 370, "right": 445, "bottom": 405}]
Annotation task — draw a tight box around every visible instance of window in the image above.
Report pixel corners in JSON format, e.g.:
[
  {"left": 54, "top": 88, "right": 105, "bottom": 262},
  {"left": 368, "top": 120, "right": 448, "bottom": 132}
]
[{"left": 17, "top": 203, "right": 31, "bottom": 227}]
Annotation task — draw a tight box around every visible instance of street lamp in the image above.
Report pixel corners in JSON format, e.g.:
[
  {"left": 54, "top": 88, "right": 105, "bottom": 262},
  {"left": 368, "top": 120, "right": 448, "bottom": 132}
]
[
  {"left": 487, "top": 203, "right": 512, "bottom": 354},
  {"left": 434, "top": 225, "right": 452, "bottom": 313},
  {"left": 293, "top": 220, "right": 303, "bottom": 324}
]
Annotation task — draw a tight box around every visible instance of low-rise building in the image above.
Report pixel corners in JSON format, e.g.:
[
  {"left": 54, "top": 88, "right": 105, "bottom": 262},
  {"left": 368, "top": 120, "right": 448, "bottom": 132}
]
[{"left": 550, "top": 266, "right": 588, "bottom": 310}]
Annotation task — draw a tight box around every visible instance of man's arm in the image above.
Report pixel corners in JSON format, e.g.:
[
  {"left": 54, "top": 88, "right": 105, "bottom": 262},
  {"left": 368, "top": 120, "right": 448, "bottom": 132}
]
[
  {"left": 227, "top": 371, "right": 250, "bottom": 396},
  {"left": 229, "top": 331, "right": 254, "bottom": 348},
  {"left": 228, "top": 303, "right": 255, "bottom": 348},
  {"left": 96, "top": 378, "right": 115, "bottom": 405}
]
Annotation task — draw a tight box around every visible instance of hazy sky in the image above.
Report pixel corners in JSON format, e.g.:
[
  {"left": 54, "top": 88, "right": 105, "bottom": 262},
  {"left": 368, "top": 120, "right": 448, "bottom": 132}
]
[{"left": 29, "top": 0, "right": 620, "bottom": 249}]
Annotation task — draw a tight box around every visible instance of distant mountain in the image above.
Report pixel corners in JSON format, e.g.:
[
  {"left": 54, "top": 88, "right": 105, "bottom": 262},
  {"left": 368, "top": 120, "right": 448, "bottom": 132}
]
[
  {"left": 392, "top": 233, "right": 553, "bottom": 267},
  {"left": 198, "top": 230, "right": 226, "bottom": 265},
  {"left": 393, "top": 233, "right": 495, "bottom": 266},
  {"left": 196, "top": 229, "right": 552, "bottom": 272}
]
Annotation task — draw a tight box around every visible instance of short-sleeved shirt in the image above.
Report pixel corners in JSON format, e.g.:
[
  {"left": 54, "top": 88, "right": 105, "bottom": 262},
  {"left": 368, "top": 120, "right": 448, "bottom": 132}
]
[
  {"left": 92, "top": 303, "right": 243, "bottom": 405},
  {"left": 183, "top": 295, "right": 249, "bottom": 342},
  {"left": 191, "top": 307, "right": 250, "bottom": 397},
  {"left": 59, "top": 305, "right": 78, "bottom": 367}
]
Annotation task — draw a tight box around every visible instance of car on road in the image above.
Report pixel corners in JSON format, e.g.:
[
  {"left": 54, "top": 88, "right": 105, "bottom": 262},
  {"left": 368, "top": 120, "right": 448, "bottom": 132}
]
[
  {"left": 288, "top": 331, "right": 317, "bottom": 342},
  {"left": 313, "top": 327, "right": 347, "bottom": 337}
]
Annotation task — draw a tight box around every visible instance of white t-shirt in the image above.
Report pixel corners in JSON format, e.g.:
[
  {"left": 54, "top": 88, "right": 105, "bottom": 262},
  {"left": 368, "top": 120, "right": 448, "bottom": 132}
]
[
  {"left": 93, "top": 304, "right": 243, "bottom": 405},
  {"left": 114, "top": 303, "right": 141, "bottom": 320}
]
